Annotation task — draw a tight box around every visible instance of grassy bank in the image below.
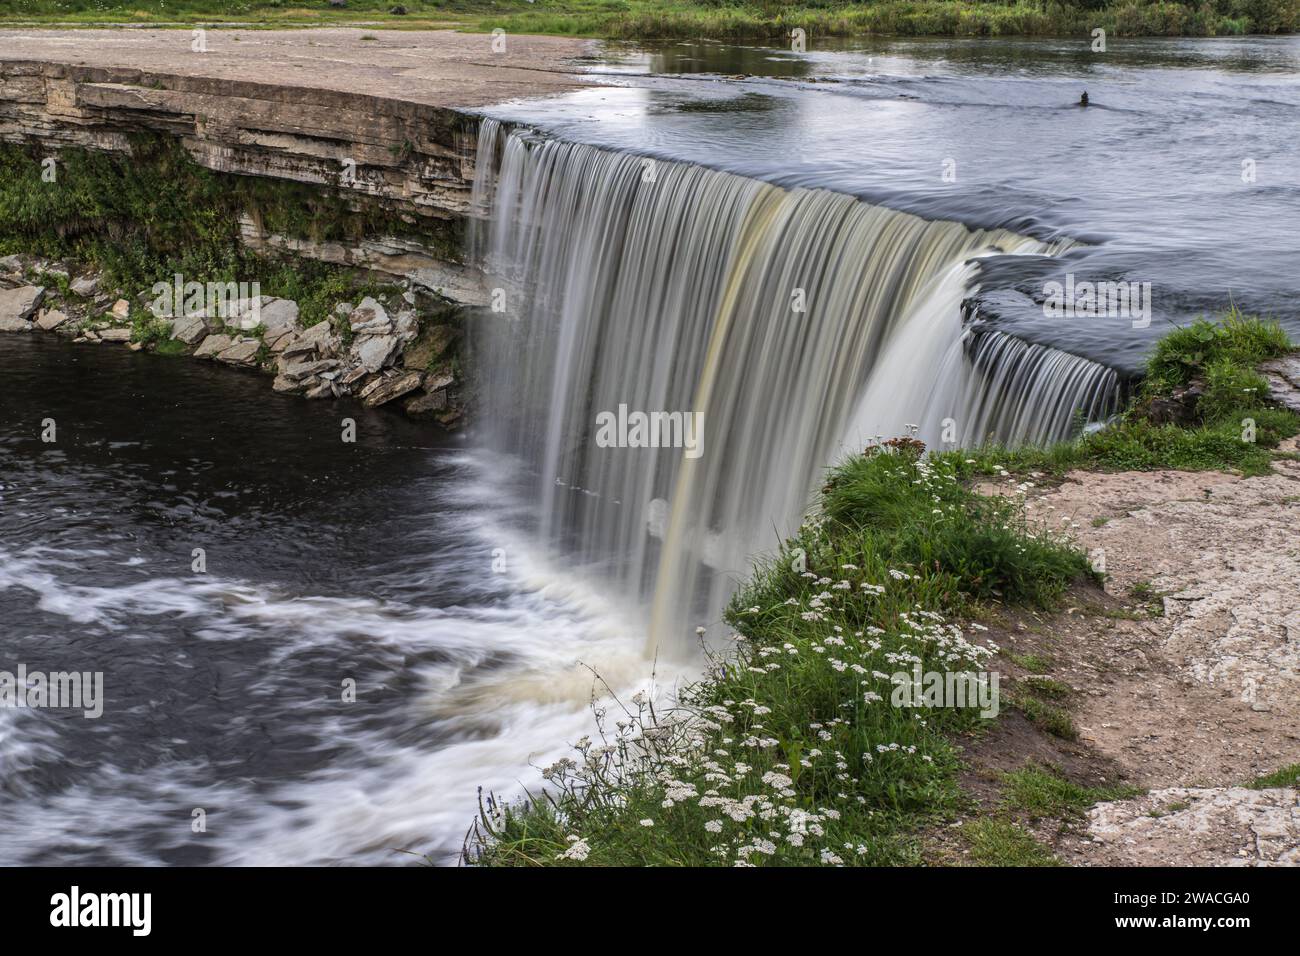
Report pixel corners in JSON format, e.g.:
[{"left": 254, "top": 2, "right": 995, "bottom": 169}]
[
  {"left": 466, "top": 315, "right": 1296, "bottom": 867},
  {"left": 468, "top": 440, "right": 1095, "bottom": 866},
  {"left": 3, "top": 0, "right": 1298, "bottom": 38}
]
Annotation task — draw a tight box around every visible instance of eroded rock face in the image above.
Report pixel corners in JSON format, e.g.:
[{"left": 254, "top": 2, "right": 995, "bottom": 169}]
[{"left": 1260, "top": 354, "right": 1300, "bottom": 413}]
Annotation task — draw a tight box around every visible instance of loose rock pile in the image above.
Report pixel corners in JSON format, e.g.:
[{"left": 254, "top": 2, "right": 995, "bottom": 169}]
[{"left": 0, "top": 254, "right": 463, "bottom": 427}]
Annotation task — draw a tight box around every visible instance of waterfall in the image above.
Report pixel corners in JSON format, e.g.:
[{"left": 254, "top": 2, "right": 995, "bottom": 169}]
[
  {"left": 956, "top": 329, "right": 1123, "bottom": 446},
  {"left": 468, "top": 118, "right": 1113, "bottom": 656}
]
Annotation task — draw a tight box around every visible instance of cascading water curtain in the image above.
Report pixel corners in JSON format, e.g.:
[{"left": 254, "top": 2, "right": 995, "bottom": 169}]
[{"left": 469, "top": 118, "right": 1113, "bottom": 657}]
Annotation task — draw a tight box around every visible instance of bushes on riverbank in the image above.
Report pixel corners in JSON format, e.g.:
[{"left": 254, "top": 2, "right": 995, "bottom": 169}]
[
  {"left": 3, "top": 0, "right": 1298, "bottom": 38},
  {"left": 467, "top": 438, "right": 1094, "bottom": 866}
]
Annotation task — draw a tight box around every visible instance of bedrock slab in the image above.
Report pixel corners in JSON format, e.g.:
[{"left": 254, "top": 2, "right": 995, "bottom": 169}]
[{"left": 0, "top": 27, "right": 594, "bottom": 109}]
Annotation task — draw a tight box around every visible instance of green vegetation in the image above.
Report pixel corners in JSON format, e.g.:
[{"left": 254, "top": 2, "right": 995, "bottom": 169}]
[
  {"left": 1007, "top": 651, "right": 1052, "bottom": 674},
  {"left": 1011, "top": 692, "right": 1077, "bottom": 739},
  {"left": 1246, "top": 764, "right": 1300, "bottom": 789},
  {"left": 1000, "top": 763, "right": 1140, "bottom": 818},
  {"left": 936, "top": 312, "right": 1298, "bottom": 479},
  {"left": 0, "top": 136, "right": 434, "bottom": 329},
  {"left": 2, "top": 0, "right": 1296, "bottom": 38},
  {"left": 468, "top": 439, "right": 1095, "bottom": 866},
  {"left": 958, "top": 818, "right": 1061, "bottom": 866}
]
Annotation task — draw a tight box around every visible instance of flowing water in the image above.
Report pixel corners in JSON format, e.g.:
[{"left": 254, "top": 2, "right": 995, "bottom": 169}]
[{"left": 2, "top": 36, "right": 1297, "bottom": 865}]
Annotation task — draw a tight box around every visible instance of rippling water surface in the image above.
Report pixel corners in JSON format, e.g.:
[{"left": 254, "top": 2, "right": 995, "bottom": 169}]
[
  {"left": 0, "top": 336, "right": 657, "bottom": 865},
  {"left": 486, "top": 35, "right": 1300, "bottom": 371}
]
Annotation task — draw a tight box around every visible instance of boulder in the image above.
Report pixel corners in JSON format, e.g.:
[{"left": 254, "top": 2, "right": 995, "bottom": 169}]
[
  {"left": 353, "top": 334, "right": 400, "bottom": 373},
  {"left": 171, "top": 314, "right": 210, "bottom": 346},
  {"left": 0, "top": 285, "right": 45, "bottom": 328},
  {"left": 0, "top": 254, "right": 23, "bottom": 275},
  {"left": 272, "top": 374, "right": 307, "bottom": 394},
  {"left": 341, "top": 365, "right": 370, "bottom": 386},
  {"left": 110, "top": 299, "right": 131, "bottom": 321},
  {"left": 267, "top": 329, "right": 297, "bottom": 353},
  {"left": 98, "top": 328, "right": 133, "bottom": 343},
  {"left": 278, "top": 357, "right": 340, "bottom": 381},
  {"left": 348, "top": 296, "right": 390, "bottom": 332},
  {"left": 258, "top": 298, "right": 299, "bottom": 335},
  {"left": 360, "top": 370, "right": 423, "bottom": 408},
  {"left": 283, "top": 321, "right": 338, "bottom": 358},
  {"left": 216, "top": 339, "right": 262, "bottom": 366},
  {"left": 304, "top": 380, "right": 335, "bottom": 400},
  {"left": 36, "top": 309, "right": 69, "bottom": 331},
  {"left": 193, "top": 334, "right": 234, "bottom": 359},
  {"left": 70, "top": 275, "right": 100, "bottom": 297}
]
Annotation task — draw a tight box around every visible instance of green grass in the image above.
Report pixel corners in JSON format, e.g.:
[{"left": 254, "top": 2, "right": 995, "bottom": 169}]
[
  {"left": 936, "top": 312, "right": 1298, "bottom": 480},
  {"left": 1006, "top": 651, "right": 1052, "bottom": 674},
  {"left": 469, "top": 440, "right": 1094, "bottom": 866},
  {"left": 959, "top": 818, "right": 1061, "bottom": 866},
  {"left": 1246, "top": 764, "right": 1300, "bottom": 789},
  {"left": 1000, "top": 763, "right": 1141, "bottom": 818},
  {"left": 1011, "top": 693, "right": 1077, "bottom": 740},
  {"left": 2, "top": 0, "right": 1297, "bottom": 38}
]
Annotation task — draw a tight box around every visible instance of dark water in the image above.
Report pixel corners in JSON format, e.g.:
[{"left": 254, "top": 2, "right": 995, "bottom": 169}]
[
  {"left": 484, "top": 35, "right": 1300, "bottom": 373},
  {"left": 0, "top": 335, "right": 642, "bottom": 865}
]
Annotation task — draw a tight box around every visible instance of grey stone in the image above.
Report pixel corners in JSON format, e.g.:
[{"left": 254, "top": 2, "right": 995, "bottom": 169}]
[
  {"left": 279, "top": 357, "right": 339, "bottom": 381},
  {"left": 36, "top": 309, "right": 69, "bottom": 331},
  {"left": 360, "top": 370, "right": 423, "bottom": 407},
  {"left": 353, "top": 333, "right": 399, "bottom": 373},
  {"left": 217, "top": 339, "right": 262, "bottom": 366},
  {"left": 0, "top": 254, "right": 23, "bottom": 275},
  {"left": 348, "top": 296, "right": 389, "bottom": 332},
  {"left": 272, "top": 374, "right": 307, "bottom": 394},
  {"left": 0, "top": 316, "right": 32, "bottom": 332},
  {"left": 341, "top": 365, "right": 370, "bottom": 386},
  {"left": 98, "top": 328, "right": 132, "bottom": 343},
  {"left": 70, "top": 274, "right": 100, "bottom": 297},
  {"left": 171, "top": 315, "right": 210, "bottom": 346},
  {"left": 258, "top": 297, "right": 299, "bottom": 334},
  {"left": 393, "top": 309, "right": 418, "bottom": 340},
  {"left": 1259, "top": 354, "right": 1300, "bottom": 413},
  {"left": 0, "top": 285, "right": 46, "bottom": 325},
  {"left": 304, "top": 379, "right": 335, "bottom": 400},
  {"left": 193, "top": 334, "right": 234, "bottom": 359}
]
